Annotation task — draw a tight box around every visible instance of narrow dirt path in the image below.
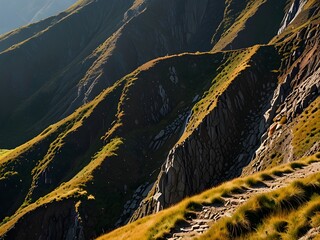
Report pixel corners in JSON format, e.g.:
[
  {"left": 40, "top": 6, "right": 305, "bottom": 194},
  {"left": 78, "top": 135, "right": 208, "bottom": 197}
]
[{"left": 167, "top": 162, "right": 320, "bottom": 240}]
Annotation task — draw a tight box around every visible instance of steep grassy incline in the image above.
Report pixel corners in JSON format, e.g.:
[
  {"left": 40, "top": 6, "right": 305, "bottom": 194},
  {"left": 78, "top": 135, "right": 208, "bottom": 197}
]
[
  {"left": 0, "top": 79, "right": 125, "bottom": 239},
  {"left": 131, "top": 44, "right": 282, "bottom": 221},
  {"left": 0, "top": 0, "right": 287, "bottom": 149},
  {"left": 98, "top": 153, "right": 320, "bottom": 240},
  {"left": 0, "top": 0, "right": 134, "bottom": 148},
  {"left": 0, "top": 1, "right": 318, "bottom": 239},
  {"left": 0, "top": 50, "right": 249, "bottom": 239},
  {"left": 211, "top": 0, "right": 287, "bottom": 51}
]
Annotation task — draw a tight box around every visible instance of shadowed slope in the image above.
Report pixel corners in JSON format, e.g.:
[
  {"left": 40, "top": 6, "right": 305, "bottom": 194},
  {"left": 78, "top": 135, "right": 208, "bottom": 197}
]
[{"left": 0, "top": 0, "right": 287, "bottom": 148}]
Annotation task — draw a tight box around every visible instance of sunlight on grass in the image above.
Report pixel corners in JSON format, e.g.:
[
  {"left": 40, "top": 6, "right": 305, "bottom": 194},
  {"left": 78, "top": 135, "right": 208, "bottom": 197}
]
[{"left": 98, "top": 153, "right": 320, "bottom": 240}]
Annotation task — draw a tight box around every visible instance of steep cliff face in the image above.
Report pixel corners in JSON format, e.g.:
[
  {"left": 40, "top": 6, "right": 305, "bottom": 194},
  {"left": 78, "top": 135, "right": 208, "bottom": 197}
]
[
  {"left": 131, "top": 46, "right": 281, "bottom": 220},
  {"left": 243, "top": 2, "right": 320, "bottom": 174},
  {"left": 0, "top": 52, "right": 251, "bottom": 238},
  {"left": 132, "top": 0, "right": 320, "bottom": 221}
]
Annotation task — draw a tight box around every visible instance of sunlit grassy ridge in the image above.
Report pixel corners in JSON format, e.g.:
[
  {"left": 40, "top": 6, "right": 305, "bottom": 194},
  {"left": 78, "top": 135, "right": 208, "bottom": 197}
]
[
  {"left": 98, "top": 153, "right": 320, "bottom": 240},
  {"left": 179, "top": 46, "right": 259, "bottom": 143},
  {"left": 213, "top": 0, "right": 266, "bottom": 51},
  {"left": 212, "top": 0, "right": 286, "bottom": 52},
  {"left": 0, "top": 150, "right": 10, "bottom": 158},
  {"left": 1, "top": 50, "right": 257, "bottom": 237},
  {"left": 237, "top": 195, "right": 320, "bottom": 239},
  {"left": 178, "top": 44, "right": 280, "bottom": 145},
  {"left": 0, "top": 79, "right": 126, "bottom": 233},
  {"left": 0, "top": 137, "right": 122, "bottom": 236},
  {"left": 293, "top": 97, "right": 320, "bottom": 158}
]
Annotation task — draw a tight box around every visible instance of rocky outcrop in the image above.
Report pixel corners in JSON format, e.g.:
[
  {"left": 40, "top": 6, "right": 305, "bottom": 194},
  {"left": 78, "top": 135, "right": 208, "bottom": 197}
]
[
  {"left": 244, "top": 20, "right": 320, "bottom": 174},
  {"left": 278, "top": 0, "right": 307, "bottom": 34},
  {"left": 131, "top": 46, "right": 281, "bottom": 220},
  {"left": 114, "top": 182, "right": 153, "bottom": 227},
  {"left": 4, "top": 200, "right": 85, "bottom": 240},
  {"left": 1, "top": 2, "right": 319, "bottom": 239},
  {"left": 0, "top": 0, "right": 288, "bottom": 149}
]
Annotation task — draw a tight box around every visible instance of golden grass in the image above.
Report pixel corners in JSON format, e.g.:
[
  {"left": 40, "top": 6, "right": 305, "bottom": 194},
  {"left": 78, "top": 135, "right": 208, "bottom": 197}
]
[
  {"left": 198, "top": 172, "right": 320, "bottom": 240},
  {"left": 234, "top": 192, "right": 320, "bottom": 240},
  {"left": 97, "top": 204, "right": 187, "bottom": 240},
  {"left": 98, "top": 153, "right": 320, "bottom": 240},
  {"left": 178, "top": 45, "right": 260, "bottom": 144},
  {"left": 292, "top": 97, "right": 320, "bottom": 158},
  {"left": 0, "top": 137, "right": 123, "bottom": 235},
  {"left": 0, "top": 77, "right": 123, "bottom": 166},
  {"left": 0, "top": 76, "right": 126, "bottom": 235},
  {"left": 212, "top": 0, "right": 266, "bottom": 52},
  {"left": 0, "top": 149, "right": 11, "bottom": 158}
]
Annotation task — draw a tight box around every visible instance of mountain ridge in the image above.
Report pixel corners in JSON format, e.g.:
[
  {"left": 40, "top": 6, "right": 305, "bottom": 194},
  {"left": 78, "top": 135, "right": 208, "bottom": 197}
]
[
  {"left": 0, "top": 0, "right": 77, "bottom": 35},
  {"left": 0, "top": 0, "right": 286, "bottom": 148},
  {"left": 0, "top": 0, "right": 319, "bottom": 239}
]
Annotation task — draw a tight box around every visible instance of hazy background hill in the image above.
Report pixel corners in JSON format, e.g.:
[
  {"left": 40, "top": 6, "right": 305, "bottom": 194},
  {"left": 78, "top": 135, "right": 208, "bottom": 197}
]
[{"left": 0, "top": 0, "right": 77, "bottom": 35}]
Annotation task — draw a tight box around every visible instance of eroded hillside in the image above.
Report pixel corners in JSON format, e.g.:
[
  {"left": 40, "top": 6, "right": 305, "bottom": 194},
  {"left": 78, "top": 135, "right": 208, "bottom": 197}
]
[
  {"left": 0, "top": 0, "right": 286, "bottom": 148},
  {"left": 0, "top": 0, "right": 319, "bottom": 239}
]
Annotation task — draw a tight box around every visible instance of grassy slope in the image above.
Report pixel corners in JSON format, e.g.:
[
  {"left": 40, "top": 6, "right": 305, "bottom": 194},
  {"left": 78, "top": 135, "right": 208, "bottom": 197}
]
[
  {"left": 198, "top": 161, "right": 320, "bottom": 239},
  {"left": 0, "top": 78, "right": 126, "bottom": 235},
  {"left": 0, "top": 0, "right": 318, "bottom": 238},
  {"left": 0, "top": 40, "right": 282, "bottom": 237},
  {"left": 213, "top": 0, "right": 266, "bottom": 51},
  {"left": 212, "top": 0, "right": 287, "bottom": 51},
  {"left": 0, "top": 138, "right": 122, "bottom": 236},
  {"left": 292, "top": 98, "right": 320, "bottom": 158},
  {"left": 0, "top": 0, "right": 133, "bottom": 149},
  {"left": 179, "top": 45, "right": 260, "bottom": 143},
  {"left": 0, "top": 150, "right": 11, "bottom": 158},
  {"left": 98, "top": 153, "right": 320, "bottom": 240},
  {"left": 0, "top": 50, "right": 251, "bottom": 237}
]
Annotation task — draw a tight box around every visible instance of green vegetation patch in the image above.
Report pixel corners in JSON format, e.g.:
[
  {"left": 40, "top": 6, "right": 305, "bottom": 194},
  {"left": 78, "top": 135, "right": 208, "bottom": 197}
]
[{"left": 293, "top": 97, "right": 320, "bottom": 158}]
